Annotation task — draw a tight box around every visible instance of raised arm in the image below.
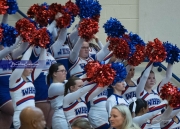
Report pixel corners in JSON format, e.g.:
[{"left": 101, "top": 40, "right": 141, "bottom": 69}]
[
  {"left": 63, "top": 82, "right": 97, "bottom": 105},
  {"left": 31, "top": 48, "right": 46, "bottom": 81},
  {"left": 50, "top": 28, "right": 67, "bottom": 53},
  {"left": 133, "top": 100, "right": 168, "bottom": 126},
  {"left": 9, "top": 46, "right": 33, "bottom": 87},
  {"left": 136, "top": 62, "right": 153, "bottom": 98},
  {"left": 68, "top": 24, "right": 79, "bottom": 48},
  {"left": 96, "top": 42, "right": 110, "bottom": 62},
  {"left": 47, "top": 20, "right": 56, "bottom": 33},
  {"left": 2, "top": 14, "right": 8, "bottom": 24},
  {"left": 157, "top": 63, "right": 173, "bottom": 94},
  {"left": 69, "top": 37, "right": 84, "bottom": 63}
]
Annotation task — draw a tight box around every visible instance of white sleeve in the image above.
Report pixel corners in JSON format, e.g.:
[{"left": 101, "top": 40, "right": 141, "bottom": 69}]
[
  {"left": 9, "top": 46, "right": 33, "bottom": 87},
  {"left": 106, "top": 98, "right": 116, "bottom": 118},
  {"left": 52, "top": 27, "right": 58, "bottom": 41},
  {"left": 31, "top": 48, "right": 46, "bottom": 81},
  {"left": 0, "top": 36, "right": 22, "bottom": 60},
  {"left": 97, "top": 41, "right": 104, "bottom": 49},
  {"left": 133, "top": 100, "right": 168, "bottom": 126},
  {"left": 96, "top": 42, "right": 110, "bottom": 62},
  {"left": 136, "top": 62, "right": 153, "bottom": 98},
  {"left": 2, "top": 14, "right": 8, "bottom": 24},
  {"left": 68, "top": 26, "right": 79, "bottom": 48},
  {"left": 152, "top": 105, "right": 173, "bottom": 125},
  {"left": 47, "top": 20, "right": 56, "bottom": 33},
  {"left": 63, "top": 82, "right": 97, "bottom": 106},
  {"left": 48, "top": 83, "right": 65, "bottom": 97},
  {"left": 50, "top": 28, "right": 67, "bottom": 54},
  {"left": 157, "top": 63, "right": 173, "bottom": 94},
  {"left": 69, "top": 38, "right": 84, "bottom": 63}
]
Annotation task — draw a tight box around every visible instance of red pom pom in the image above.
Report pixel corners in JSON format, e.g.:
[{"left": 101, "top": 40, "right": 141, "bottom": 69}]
[
  {"left": 95, "top": 64, "right": 116, "bottom": 87},
  {"left": 113, "top": 38, "right": 130, "bottom": 60},
  {"left": 27, "top": 4, "right": 40, "bottom": 18},
  {"left": 31, "top": 28, "right": 50, "bottom": 48},
  {"left": 49, "top": 3, "right": 63, "bottom": 21},
  {"left": 146, "top": 38, "right": 167, "bottom": 62},
  {"left": 65, "top": 0, "right": 79, "bottom": 16},
  {"left": 128, "top": 45, "right": 145, "bottom": 66},
  {"left": 78, "top": 18, "right": 99, "bottom": 42},
  {"left": 56, "top": 12, "right": 71, "bottom": 28},
  {"left": 0, "top": 28, "right": 3, "bottom": 42},
  {"left": 15, "top": 18, "right": 36, "bottom": 43},
  {"left": 108, "top": 37, "right": 120, "bottom": 51},
  {"left": 160, "top": 82, "right": 180, "bottom": 108},
  {"left": 0, "top": 0, "right": 8, "bottom": 14},
  {"left": 84, "top": 61, "right": 101, "bottom": 82},
  {"left": 92, "top": 15, "right": 100, "bottom": 22}
]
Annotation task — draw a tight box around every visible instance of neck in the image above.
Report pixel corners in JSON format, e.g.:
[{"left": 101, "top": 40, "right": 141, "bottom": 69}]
[
  {"left": 145, "top": 86, "right": 152, "bottom": 93},
  {"left": 22, "top": 75, "right": 27, "bottom": 82},
  {"left": 80, "top": 56, "right": 88, "bottom": 60},
  {"left": 113, "top": 89, "right": 122, "bottom": 96},
  {"left": 125, "top": 77, "right": 132, "bottom": 84},
  {"left": 53, "top": 78, "right": 63, "bottom": 83}
]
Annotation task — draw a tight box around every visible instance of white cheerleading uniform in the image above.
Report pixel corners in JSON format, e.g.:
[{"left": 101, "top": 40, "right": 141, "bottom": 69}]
[
  {"left": 160, "top": 107, "right": 180, "bottom": 129},
  {"left": 48, "top": 81, "right": 68, "bottom": 129},
  {"left": 133, "top": 100, "right": 168, "bottom": 129},
  {"left": 106, "top": 94, "right": 129, "bottom": 117},
  {"left": 88, "top": 89, "right": 109, "bottom": 128},
  {"left": 122, "top": 80, "right": 137, "bottom": 101},
  {"left": 63, "top": 81, "right": 106, "bottom": 128},
  {"left": 9, "top": 46, "right": 46, "bottom": 129}
]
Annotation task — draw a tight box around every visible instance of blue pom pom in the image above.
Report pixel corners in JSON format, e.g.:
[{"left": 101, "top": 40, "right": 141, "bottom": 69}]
[
  {"left": 163, "top": 41, "right": 180, "bottom": 64},
  {"left": 67, "top": 16, "right": 75, "bottom": 28},
  {"left": 41, "top": 2, "right": 49, "bottom": 10},
  {"left": 0, "top": 23, "right": 18, "bottom": 47},
  {"left": 128, "top": 32, "right": 145, "bottom": 46},
  {"left": 128, "top": 42, "right": 136, "bottom": 57},
  {"left": 46, "top": 30, "right": 54, "bottom": 48},
  {"left": 111, "top": 62, "right": 127, "bottom": 85},
  {"left": 103, "top": 17, "right": 127, "bottom": 38},
  {"left": 153, "top": 62, "right": 161, "bottom": 67},
  {"left": 6, "top": 0, "right": 19, "bottom": 14},
  {"left": 78, "top": 0, "right": 102, "bottom": 18}
]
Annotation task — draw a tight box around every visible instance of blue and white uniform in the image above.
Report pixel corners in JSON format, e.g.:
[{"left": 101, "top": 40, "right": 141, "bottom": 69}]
[
  {"left": 48, "top": 81, "right": 68, "bottom": 129},
  {"left": 63, "top": 81, "right": 107, "bottom": 128},
  {"left": 88, "top": 89, "right": 110, "bottom": 129},
  {"left": 30, "top": 47, "right": 56, "bottom": 102},
  {"left": 106, "top": 94, "right": 129, "bottom": 118},
  {"left": 9, "top": 46, "right": 46, "bottom": 129}
]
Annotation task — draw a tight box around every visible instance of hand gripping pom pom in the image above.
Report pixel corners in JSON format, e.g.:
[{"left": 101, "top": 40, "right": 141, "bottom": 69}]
[
  {"left": 127, "top": 45, "right": 145, "bottom": 66},
  {"left": 163, "top": 42, "right": 180, "bottom": 64},
  {"left": 78, "top": 18, "right": 99, "bottom": 42},
  {"left": 56, "top": 12, "right": 71, "bottom": 29},
  {"left": 15, "top": 18, "right": 36, "bottom": 43},
  {"left": 0, "top": 0, "right": 8, "bottom": 14},
  {"left": 111, "top": 62, "right": 127, "bottom": 86},
  {"left": 103, "top": 18, "right": 127, "bottom": 38},
  {"left": 146, "top": 38, "right": 167, "bottom": 62},
  {"left": 6, "top": 0, "right": 19, "bottom": 14},
  {"left": 0, "top": 23, "right": 18, "bottom": 47}
]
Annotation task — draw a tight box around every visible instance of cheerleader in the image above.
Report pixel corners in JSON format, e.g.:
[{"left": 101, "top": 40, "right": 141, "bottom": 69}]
[
  {"left": 136, "top": 62, "right": 173, "bottom": 109},
  {"left": 68, "top": 37, "right": 110, "bottom": 77},
  {"left": 47, "top": 63, "right": 68, "bottom": 129},
  {"left": 63, "top": 75, "right": 107, "bottom": 128},
  {"left": 123, "top": 65, "right": 137, "bottom": 100},
  {"left": 129, "top": 98, "right": 171, "bottom": 128},
  {"left": 9, "top": 45, "right": 46, "bottom": 129}
]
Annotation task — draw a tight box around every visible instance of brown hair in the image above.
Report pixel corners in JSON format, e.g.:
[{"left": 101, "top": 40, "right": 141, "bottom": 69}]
[{"left": 71, "top": 118, "right": 94, "bottom": 129}]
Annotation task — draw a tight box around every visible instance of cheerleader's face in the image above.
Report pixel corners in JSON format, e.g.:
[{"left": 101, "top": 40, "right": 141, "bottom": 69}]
[
  {"left": 79, "top": 42, "right": 89, "bottom": 59},
  {"left": 126, "top": 66, "right": 135, "bottom": 79},
  {"left": 145, "top": 73, "right": 156, "bottom": 88},
  {"left": 114, "top": 81, "right": 126, "bottom": 91},
  {"left": 23, "top": 68, "right": 33, "bottom": 77},
  {"left": 54, "top": 65, "right": 67, "bottom": 82},
  {"left": 70, "top": 79, "right": 84, "bottom": 92},
  {"left": 110, "top": 108, "right": 125, "bottom": 128}
]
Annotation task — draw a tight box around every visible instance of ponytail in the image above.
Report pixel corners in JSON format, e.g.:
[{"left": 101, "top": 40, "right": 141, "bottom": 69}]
[{"left": 47, "top": 73, "right": 51, "bottom": 86}]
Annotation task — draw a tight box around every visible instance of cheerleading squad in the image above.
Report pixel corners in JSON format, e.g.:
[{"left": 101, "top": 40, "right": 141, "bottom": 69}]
[{"left": 0, "top": 1, "right": 180, "bottom": 129}]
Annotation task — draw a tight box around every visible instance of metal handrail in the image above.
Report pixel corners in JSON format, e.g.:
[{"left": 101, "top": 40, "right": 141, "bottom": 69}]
[{"left": 17, "top": 9, "right": 180, "bottom": 83}]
